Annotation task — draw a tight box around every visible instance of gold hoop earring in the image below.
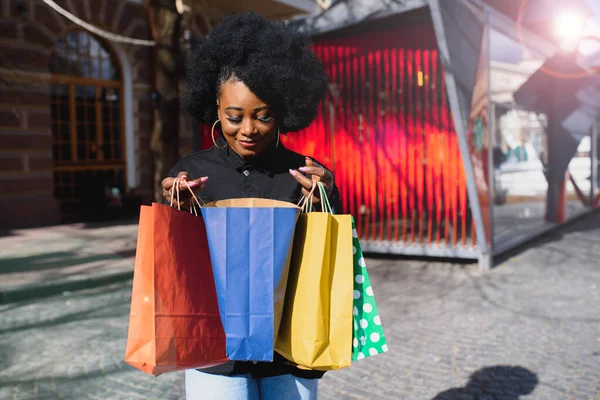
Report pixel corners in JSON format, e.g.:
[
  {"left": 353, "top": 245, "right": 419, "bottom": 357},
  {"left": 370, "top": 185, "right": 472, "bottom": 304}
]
[
  {"left": 212, "top": 120, "right": 227, "bottom": 149},
  {"left": 275, "top": 125, "right": 280, "bottom": 148}
]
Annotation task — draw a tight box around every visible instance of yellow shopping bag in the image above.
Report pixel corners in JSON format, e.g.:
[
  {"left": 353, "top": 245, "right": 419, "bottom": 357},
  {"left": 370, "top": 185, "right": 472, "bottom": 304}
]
[{"left": 275, "top": 182, "right": 353, "bottom": 370}]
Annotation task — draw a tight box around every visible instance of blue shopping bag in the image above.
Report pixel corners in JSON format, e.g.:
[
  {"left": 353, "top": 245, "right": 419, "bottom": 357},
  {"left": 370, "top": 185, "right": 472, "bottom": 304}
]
[{"left": 201, "top": 199, "right": 301, "bottom": 362}]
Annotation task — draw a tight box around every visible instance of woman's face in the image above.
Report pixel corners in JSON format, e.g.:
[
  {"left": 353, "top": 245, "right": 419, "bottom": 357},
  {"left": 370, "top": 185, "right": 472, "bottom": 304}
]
[{"left": 217, "top": 80, "right": 277, "bottom": 158}]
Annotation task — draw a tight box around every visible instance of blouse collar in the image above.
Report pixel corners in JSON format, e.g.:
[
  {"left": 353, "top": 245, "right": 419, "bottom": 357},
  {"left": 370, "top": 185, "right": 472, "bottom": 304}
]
[{"left": 215, "top": 134, "right": 286, "bottom": 176}]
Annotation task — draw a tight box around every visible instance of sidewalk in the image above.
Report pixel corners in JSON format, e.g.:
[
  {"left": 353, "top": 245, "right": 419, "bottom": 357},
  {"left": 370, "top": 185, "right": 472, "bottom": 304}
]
[{"left": 0, "top": 220, "right": 139, "bottom": 304}]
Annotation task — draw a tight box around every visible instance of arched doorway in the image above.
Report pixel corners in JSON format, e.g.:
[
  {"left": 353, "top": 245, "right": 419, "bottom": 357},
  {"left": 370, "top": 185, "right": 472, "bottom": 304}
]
[{"left": 49, "top": 31, "right": 126, "bottom": 222}]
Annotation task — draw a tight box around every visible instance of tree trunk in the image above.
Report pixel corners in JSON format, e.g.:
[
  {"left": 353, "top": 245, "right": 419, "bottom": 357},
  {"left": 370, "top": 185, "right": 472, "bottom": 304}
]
[{"left": 146, "top": 0, "right": 183, "bottom": 202}]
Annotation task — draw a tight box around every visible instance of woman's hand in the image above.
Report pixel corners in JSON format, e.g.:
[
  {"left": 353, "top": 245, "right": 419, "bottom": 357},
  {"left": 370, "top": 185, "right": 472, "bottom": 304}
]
[
  {"left": 289, "top": 157, "right": 334, "bottom": 203},
  {"left": 161, "top": 171, "right": 208, "bottom": 209}
]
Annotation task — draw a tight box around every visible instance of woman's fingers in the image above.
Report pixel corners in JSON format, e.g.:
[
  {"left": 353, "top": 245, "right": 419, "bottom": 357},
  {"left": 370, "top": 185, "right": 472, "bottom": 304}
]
[
  {"left": 179, "top": 177, "right": 208, "bottom": 197},
  {"left": 289, "top": 169, "right": 314, "bottom": 189},
  {"left": 290, "top": 170, "right": 321, "bottom": 203},
  {"left": 161, "top": 172, "right": 208, "bottom": 207},
  {"left": 298, "top": 165, "right": 330, "bottom": 191},
  {"left": 301, "top": 158, "right": 323, "bottom": 178},
  {"left": 161, "top": 171, "right": 189, "bottom": 191},
  {"left": 298, "top": 165, "right": 326, "bottom": 178},
  {"left": 298, "top": 158, "right": 334, "bottom": 195},
  {"left": 161, "top": 177, "right": 175, "bottom": 192},
  {"left": 189, "top": 176, "right": 209, "bottom": 188}
]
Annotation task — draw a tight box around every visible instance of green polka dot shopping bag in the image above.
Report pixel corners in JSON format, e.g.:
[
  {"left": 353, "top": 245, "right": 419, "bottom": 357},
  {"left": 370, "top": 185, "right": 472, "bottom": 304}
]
[{"left": 351, "top": 219, "right": 388, "bottom": 360}]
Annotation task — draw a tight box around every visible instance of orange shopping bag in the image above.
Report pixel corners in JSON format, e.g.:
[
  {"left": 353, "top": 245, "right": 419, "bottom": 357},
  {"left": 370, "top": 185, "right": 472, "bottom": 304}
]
[{"left": 125, "top": 182, "right": 227, "bottom": 376}]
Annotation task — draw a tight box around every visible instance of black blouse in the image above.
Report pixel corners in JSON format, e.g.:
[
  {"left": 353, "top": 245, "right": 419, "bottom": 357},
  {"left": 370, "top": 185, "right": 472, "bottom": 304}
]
[
  {"left": 167, "top": 138, "right": 341, "bottom": 379},
  {"left": 168, "top": 138, "right": 341, "bottom": 210}
]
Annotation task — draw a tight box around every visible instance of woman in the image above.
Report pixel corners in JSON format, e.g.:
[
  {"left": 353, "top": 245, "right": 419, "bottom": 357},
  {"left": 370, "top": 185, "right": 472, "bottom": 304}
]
[{"left": 160, "top": 13, "right": 340, "bottom": 400}]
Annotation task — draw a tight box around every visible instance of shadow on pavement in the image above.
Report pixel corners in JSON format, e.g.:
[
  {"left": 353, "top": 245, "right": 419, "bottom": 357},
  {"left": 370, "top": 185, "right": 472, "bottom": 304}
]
[
  {"left": 0, "top": 252, "right": 131, "bottom": 274},
  {"left": 366, "top": 260, "right": 474, "bottom": 307},
  {"left": 0, "top": 366, "right": 125, "bottom": 389},
  {"left": 81, "top": 218, "right": 139, "bottom": 230},
  {"left": 494, "top": 208, "right": 600, "bottom": 267},
  {"left": 364, "top": 249, "right": 477, "bottom": 267},
  {"left": 0, "top": 344, "right": 15, "bottom": 371},
  {"left": 432, "top": 366, "right": 538, "bottom": 400},
  {"left": 0, "top": 283, "right": 131, "bottom": 335}
]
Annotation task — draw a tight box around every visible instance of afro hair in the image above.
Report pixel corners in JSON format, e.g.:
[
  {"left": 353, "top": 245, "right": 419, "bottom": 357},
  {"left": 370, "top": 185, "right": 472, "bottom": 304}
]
[{"left": 182, "top": 12, "right": 328, "bottom": 133}]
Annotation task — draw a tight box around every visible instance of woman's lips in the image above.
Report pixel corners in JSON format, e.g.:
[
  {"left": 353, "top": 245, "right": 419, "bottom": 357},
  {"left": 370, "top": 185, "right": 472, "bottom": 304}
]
[{"left": 239, "top": 140, "right": 258, "bottom": 148}]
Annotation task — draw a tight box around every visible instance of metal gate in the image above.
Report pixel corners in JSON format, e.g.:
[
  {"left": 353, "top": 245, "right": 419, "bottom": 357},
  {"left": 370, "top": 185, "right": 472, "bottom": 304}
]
[{"left": 284, "top": 22, "right": 475, "bottom": 257}]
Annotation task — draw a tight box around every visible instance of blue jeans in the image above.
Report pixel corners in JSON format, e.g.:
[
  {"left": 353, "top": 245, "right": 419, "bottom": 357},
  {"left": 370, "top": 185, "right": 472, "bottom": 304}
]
[{"left": 185, "top": 370, "right": 319, "bottom": 400}]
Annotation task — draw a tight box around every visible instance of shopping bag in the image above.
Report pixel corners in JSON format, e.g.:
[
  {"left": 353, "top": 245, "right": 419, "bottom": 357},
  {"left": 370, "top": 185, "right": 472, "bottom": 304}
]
[
  {"left": 201, "top": 198, "right": 301, "bottom": 362},
  {"left": 275, "top": 182, "right": 354, "bottom": 370},
  {"left": 125, "top": 182, "right": 227, "bottom": 376},
  {"left": 351, "top": 218, "right": 388, "bottom": 360}
]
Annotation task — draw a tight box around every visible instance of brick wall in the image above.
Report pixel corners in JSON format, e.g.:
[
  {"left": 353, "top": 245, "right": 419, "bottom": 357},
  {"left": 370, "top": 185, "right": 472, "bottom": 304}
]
[
  {"left": 0, "top": 0, "right": 59, "bottom": 227},
  {"left": 0, "top": 0, "right": 197, "bottom": 228}
]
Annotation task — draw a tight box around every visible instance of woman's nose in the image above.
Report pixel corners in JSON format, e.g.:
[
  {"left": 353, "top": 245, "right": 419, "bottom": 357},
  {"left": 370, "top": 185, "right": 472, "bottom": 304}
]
[{"left": 240, "top": 118, "right": 255, "bottom": 136}]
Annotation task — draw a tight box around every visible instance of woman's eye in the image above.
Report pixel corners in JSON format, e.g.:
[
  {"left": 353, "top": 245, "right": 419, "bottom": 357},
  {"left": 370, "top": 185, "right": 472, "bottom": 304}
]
[
  {"left": 227, "top": 117, "right": 242, "bottom": 124},
  {"left": 258, "top": 116, "right": 273, "bottom": 123}
]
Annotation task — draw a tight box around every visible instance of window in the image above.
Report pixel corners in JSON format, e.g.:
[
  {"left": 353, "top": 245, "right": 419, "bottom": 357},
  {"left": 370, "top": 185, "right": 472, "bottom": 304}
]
[{"left": 49, "top": 31, "right": 125, "bottom": 212}]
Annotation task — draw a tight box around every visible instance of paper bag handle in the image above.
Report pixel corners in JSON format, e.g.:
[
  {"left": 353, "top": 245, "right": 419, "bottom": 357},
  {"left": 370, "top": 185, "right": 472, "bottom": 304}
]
[
  {"left": 297, "top": 181, "right": 333, "bottom": 214},
  {"left": 317, "top": 182, "right": 333, "bottom": 214},
  {"left": 169, "top": 177, "right": 205, "bottom": 215},
  {"left": 297, "top": 180, "right": 318, "bottom": 213}
]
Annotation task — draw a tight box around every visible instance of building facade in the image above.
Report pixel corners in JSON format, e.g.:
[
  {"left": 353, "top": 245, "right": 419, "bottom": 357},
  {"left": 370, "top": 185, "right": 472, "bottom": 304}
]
[
  {"left": 1, "top": 0, "right": 177, "bottom": 227},
  {"left": 0, "top": 0, "right": 319, "bottom": 229}
]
